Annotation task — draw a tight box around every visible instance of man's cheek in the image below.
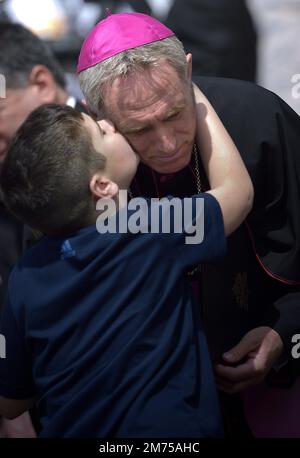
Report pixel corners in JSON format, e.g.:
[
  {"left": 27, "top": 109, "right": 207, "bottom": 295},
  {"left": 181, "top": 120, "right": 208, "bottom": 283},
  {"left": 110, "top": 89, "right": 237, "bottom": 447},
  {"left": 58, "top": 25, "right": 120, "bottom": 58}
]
[{"left": 129, "top": 137, "right": 151, "bottom": 158}]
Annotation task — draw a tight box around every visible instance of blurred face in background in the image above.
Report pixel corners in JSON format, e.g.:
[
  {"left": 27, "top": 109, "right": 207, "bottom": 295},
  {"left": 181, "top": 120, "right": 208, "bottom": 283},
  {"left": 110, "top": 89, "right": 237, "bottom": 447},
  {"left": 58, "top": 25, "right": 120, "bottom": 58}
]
[
  {"left": 0, "top": 65, "right": 66, "bottom": 163},
  {"left": 0, "top": 86, "right": 43, "bottom": 162}
]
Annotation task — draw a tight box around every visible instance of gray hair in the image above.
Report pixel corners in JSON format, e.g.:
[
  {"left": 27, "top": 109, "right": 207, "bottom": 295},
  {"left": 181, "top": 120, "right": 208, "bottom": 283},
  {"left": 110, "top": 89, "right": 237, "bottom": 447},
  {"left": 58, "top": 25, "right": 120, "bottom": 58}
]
[{"left": 79, "top": 36, "right": 188, "bottom": 117}]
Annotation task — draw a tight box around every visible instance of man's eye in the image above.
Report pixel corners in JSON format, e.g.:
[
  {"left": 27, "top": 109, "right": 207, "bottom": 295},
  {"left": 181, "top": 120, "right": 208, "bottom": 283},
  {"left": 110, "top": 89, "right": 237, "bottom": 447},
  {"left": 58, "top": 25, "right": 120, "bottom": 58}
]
[
  {"left": 167, "top": 112, "right": 180, "bottom": 121},
  {"left": 130, "top": 127, "right": 150, "bottom": 135}
]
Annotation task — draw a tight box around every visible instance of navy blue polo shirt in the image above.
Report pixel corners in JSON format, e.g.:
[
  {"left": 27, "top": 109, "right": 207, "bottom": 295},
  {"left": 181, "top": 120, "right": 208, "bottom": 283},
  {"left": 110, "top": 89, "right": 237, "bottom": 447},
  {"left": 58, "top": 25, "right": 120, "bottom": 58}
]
[{"left": 0, "top": 193, "right": 226, "bottom": 437}]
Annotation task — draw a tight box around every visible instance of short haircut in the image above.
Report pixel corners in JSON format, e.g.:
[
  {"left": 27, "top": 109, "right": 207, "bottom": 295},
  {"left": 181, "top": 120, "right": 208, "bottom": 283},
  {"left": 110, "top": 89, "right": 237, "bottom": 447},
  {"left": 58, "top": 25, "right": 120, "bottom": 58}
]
[
  {"left": 0, "top": 22, "right": 66, "bottom": 89},
  {"left": 0, "top": 104, "right": 106, "bottom": 234},
  {"left": 79, "top": 36, "right": 188, "bottom": 117}
]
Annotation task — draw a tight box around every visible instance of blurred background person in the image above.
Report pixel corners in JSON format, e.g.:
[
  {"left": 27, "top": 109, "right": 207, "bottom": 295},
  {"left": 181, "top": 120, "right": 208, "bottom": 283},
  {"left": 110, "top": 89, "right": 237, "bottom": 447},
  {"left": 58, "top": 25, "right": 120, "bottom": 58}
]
[
  {"left": 165, "top": 0, "right": 257, "bottom": 81},
  {"left": 0, "top": 21, "right": 86, "bottom": 437},
  {"left": 0, "top": 22, "right": 79, "bottom": 310},
  {"left": 1, "top": 0, "right": 258, "bottom": 84},
  {"left": 247, "top": 0, "right": 300, "bottom": 115}
]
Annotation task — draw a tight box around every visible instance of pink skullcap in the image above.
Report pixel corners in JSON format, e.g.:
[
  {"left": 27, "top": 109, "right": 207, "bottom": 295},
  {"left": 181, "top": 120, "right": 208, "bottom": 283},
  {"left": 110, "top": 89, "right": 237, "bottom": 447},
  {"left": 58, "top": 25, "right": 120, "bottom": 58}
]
[{"left": 77, "top": 12, "right": 175, "bottom": 73}]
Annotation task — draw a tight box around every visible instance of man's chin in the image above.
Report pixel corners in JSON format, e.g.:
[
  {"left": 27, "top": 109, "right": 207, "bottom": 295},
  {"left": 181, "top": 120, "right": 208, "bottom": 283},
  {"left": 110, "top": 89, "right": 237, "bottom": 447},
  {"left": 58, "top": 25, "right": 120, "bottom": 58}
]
[{"left": 151, "top": 152, "right": 192, "bottom": 175}]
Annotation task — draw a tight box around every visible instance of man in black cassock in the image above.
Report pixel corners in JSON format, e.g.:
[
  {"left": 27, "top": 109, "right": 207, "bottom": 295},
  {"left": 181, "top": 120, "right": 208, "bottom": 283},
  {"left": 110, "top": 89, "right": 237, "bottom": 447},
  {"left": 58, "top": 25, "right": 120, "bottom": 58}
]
[
  {"left": 78, "top": 12, "right": 300, "bottom": 435},
  {"left": 129, "top": 75, "right": 300, "bottom": 435}
]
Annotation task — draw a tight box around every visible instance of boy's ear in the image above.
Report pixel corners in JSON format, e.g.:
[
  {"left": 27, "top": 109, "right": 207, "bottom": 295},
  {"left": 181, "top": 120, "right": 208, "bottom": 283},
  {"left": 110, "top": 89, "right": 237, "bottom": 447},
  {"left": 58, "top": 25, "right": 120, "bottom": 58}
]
[
  {"left": 186, "top": 53, "right": 193, "bottom": 80},
  {"left": 90, "top": 174, "right": 119, "bottom": 199}
]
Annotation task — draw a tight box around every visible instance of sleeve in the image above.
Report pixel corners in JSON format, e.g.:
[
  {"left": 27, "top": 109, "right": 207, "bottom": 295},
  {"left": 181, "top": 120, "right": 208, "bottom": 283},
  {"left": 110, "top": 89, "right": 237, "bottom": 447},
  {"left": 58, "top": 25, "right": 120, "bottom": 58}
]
[
  {"left": 157, "top": 193, "right": 227, "bottom": 268},
  {"left": 0, "top": 294, "right": 35, "bottom": 400},
  {"left": 244, "top": 263, "right": 300, "bottom": 383},
  {"left": 196, "top": 76, "right": 300, "bottom": 283},
  {"left": 245, "top": 95, "right": 300, "bottom": 285},
  {"left": 272, "top": 292, "right": 300, "bottom": 354},
  {"left": 259, "top": 288, "right": 300, "bottom": 384}
]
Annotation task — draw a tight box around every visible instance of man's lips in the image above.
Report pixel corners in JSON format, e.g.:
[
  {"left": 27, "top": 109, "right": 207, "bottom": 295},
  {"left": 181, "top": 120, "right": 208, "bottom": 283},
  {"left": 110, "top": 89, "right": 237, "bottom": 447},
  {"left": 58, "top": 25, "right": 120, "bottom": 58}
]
[{"left": 156, "top": 149, "right": 183, "bottom": 163}]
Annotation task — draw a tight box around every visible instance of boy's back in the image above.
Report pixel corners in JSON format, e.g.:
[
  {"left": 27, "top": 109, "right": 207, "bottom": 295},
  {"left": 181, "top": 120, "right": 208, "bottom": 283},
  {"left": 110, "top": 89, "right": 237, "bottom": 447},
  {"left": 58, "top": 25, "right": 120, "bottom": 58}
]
[{"left": 1, "top": 195, "right": 225, "bottom": 437}]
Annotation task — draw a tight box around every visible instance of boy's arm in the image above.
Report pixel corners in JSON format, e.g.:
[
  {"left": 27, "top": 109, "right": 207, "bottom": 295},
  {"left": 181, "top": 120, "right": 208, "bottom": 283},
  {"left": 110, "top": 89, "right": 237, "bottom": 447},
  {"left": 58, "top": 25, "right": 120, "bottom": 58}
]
[
  {"left": 0, "top": 397, "right": 34, "bottom": 420},
  {"left": 193, "top": 83, "right": 254, "bottom": 236}
]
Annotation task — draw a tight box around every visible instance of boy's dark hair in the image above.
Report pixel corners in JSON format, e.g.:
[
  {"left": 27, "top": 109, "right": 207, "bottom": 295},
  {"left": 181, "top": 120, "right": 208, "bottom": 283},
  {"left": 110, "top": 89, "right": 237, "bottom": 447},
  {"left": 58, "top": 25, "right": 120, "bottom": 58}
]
[
  {"left": 0, "top": 104, "right": 106, "bottom": 234},
  {"left": 0, "top": 22, "right": 66, "bottom": 89}
]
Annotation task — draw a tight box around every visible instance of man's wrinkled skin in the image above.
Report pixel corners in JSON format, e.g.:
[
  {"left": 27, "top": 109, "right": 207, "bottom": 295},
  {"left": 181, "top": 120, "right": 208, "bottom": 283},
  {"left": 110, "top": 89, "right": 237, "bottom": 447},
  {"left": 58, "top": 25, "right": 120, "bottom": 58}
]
[{"left": 102, "top": 58, "right": 197, "bottom": 175}]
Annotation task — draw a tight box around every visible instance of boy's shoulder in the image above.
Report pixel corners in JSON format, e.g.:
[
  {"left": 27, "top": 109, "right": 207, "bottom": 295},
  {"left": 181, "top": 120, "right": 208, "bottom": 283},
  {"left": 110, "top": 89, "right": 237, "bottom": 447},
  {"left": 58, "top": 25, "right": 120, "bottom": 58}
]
[
  {"left": 7, "top": 236, "right": 53, "bottom": 296},
  {"left": 8, "top": 233, "right": 72, "bottom": 299},
  {"left": 16, "top": 235, "right": 59, "bottom": 268}
]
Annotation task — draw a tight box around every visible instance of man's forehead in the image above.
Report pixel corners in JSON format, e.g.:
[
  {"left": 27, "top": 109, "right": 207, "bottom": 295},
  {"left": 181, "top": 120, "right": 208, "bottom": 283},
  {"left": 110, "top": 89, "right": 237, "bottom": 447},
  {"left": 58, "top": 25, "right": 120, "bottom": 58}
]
[{"left": 106, "top": 66, "right": 187, "bottom": 120}]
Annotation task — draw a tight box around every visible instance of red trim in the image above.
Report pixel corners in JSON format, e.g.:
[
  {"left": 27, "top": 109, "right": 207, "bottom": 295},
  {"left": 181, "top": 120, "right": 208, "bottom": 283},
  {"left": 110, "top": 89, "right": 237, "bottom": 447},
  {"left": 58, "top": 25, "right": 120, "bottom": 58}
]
[{"left": 244, "top": 220, "right": 300, "bottom": 285}]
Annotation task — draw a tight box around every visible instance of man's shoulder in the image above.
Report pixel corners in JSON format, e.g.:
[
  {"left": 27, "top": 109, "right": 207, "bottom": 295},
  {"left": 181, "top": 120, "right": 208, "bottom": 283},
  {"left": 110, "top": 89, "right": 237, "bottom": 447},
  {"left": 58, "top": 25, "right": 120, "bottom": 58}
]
[
  {"left": 194, "top": 76, "right": 273, "bottom": 97},
  {"left": 194, "top": 76, "right": 281, "bottom": 113}
]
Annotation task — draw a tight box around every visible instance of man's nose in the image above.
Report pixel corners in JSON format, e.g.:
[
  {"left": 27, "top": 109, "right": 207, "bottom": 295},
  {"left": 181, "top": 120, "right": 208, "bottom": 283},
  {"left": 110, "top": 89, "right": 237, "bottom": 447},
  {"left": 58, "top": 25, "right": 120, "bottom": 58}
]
[{"left": 156, "top": 126, "right": 176, "bottom": 155}]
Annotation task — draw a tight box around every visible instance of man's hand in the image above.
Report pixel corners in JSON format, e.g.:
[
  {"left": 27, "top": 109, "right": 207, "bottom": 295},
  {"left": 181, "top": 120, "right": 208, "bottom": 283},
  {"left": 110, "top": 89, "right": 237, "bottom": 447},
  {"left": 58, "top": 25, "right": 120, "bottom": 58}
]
[
  {"left": 0, "top": 412, "right": 36, "bottom": 438},
  {"left": 215, "top": 327, "right": 283, "bottom": 394}
]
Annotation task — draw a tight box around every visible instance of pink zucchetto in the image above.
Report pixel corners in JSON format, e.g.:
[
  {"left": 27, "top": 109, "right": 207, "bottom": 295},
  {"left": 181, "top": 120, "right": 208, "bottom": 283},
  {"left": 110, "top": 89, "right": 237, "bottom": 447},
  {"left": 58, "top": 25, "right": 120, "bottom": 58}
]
[{"left": 77, "top": 12, "right": 175, "bottom": 73}]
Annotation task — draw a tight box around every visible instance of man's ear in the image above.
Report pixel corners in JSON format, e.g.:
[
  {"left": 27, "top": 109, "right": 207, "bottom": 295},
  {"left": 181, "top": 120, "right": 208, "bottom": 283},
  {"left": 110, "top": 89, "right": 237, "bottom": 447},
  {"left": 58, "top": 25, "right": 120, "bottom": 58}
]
[
  {"left": 186, "top": 53, "right": 193, "bottom": 81},
  {"left": 90, "top": 174, "right": 119, "bottom": 199},
  {"left": 28, "top": 65, "right": 57, "bottom": 103}
]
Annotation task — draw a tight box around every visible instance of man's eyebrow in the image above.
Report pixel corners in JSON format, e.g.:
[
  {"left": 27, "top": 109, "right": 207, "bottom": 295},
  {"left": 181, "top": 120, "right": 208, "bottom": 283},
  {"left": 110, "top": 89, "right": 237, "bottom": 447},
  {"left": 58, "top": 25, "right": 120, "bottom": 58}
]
[
  {"left": 121, "top": 124, "right": 150, "bottom": 134},
  {"left": 165, "top": 104, "right": 185, "bottom": 118},
  {"left": 119, "top": 104, "right": 186, "bottom": 134}
]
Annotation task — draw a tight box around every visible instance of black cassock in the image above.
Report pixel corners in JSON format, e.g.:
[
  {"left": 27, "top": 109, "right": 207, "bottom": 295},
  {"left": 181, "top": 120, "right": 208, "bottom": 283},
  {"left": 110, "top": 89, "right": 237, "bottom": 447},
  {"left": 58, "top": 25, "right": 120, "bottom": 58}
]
[{"left": 131, "top": 76, "right": 300, "bottom": 386}]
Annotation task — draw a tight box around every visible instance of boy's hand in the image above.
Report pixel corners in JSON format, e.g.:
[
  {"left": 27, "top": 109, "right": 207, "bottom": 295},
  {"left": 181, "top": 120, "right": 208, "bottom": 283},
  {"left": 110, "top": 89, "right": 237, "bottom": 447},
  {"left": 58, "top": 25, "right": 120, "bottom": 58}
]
[{"left": 214, "top": 327, "right": 283, "bottom": 393}]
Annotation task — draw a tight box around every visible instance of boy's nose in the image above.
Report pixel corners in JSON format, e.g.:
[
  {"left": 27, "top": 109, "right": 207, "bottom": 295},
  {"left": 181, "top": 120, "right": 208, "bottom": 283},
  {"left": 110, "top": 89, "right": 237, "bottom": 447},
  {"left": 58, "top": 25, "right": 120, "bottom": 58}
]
[{"left": 98, "top": 119, "right": 116, "bottom": 134}]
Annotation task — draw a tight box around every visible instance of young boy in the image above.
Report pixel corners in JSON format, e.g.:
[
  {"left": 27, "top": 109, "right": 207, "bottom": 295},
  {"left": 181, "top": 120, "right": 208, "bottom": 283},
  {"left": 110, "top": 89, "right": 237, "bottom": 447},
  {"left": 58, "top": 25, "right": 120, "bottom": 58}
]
[{"left": 0, "top": 86, "right": 253, "bottom": 437}]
